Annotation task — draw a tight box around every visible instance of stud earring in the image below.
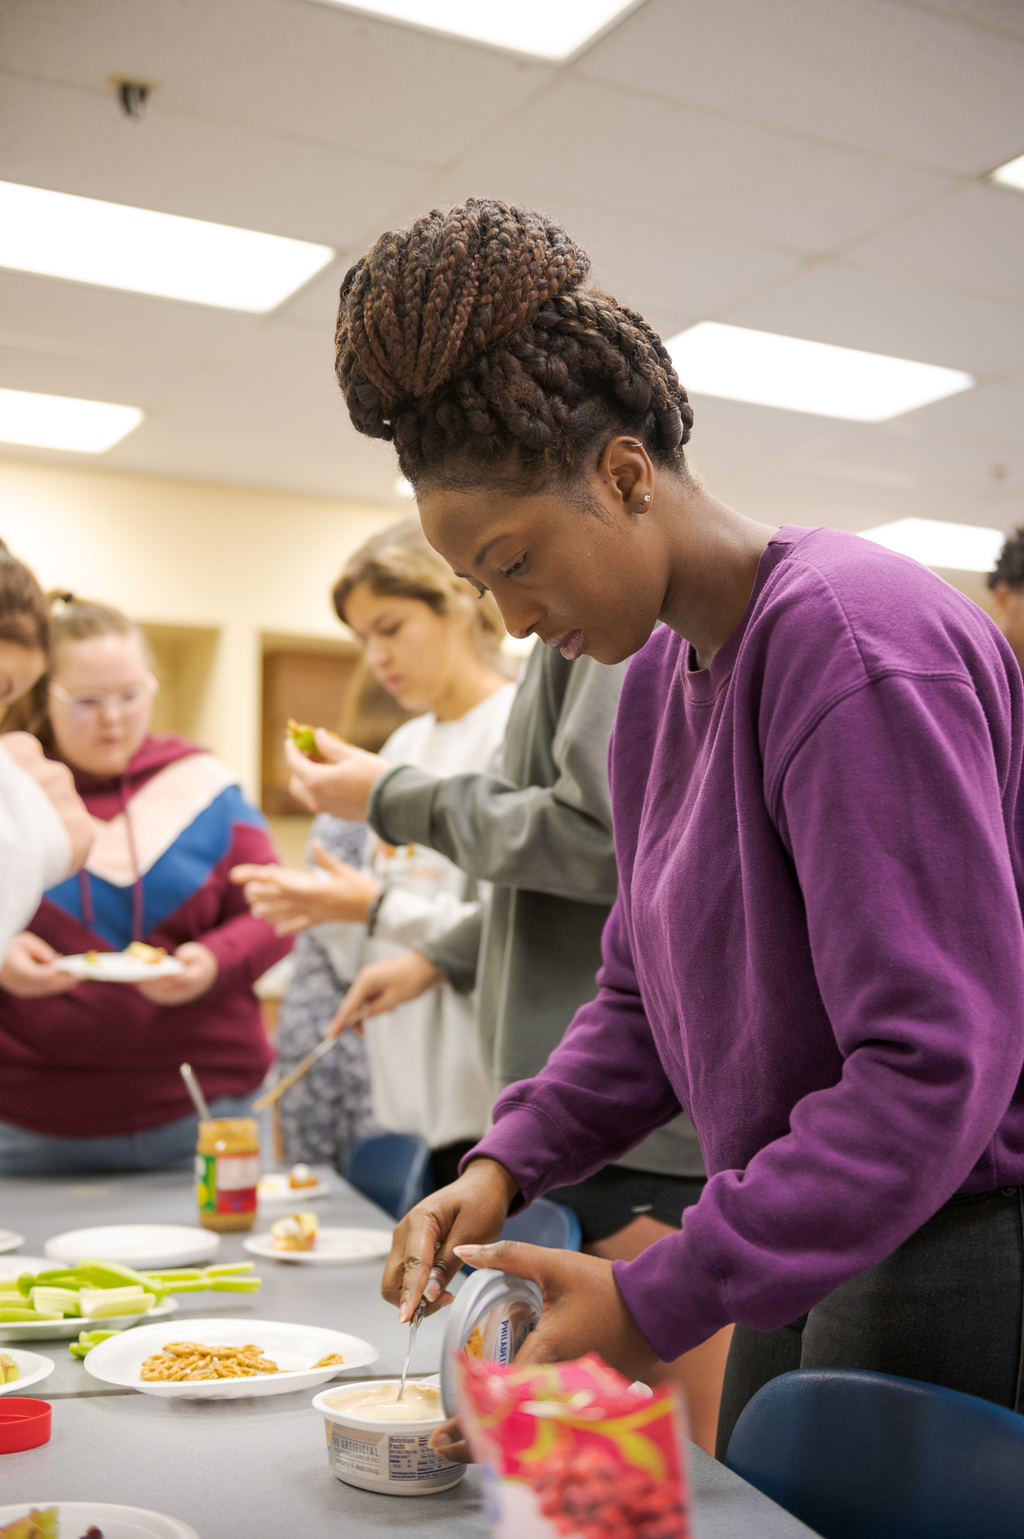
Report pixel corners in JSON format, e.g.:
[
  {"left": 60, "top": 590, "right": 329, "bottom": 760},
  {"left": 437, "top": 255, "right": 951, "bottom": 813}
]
[{"left": 641, "top": 493, "right": 651, "bottom": 505}]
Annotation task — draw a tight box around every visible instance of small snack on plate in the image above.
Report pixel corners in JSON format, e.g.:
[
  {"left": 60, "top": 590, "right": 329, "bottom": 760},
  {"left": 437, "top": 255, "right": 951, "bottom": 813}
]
[
  {"left": 141, "top": 1340, "right": 279, "bottom": 1381},
  {"left": 270, "top": 1211, "right": 318, "bottom": 1252},
  {"left": 287, "top": 718, "right": 325, "bottom": 762},
  {"left": 455, "top": 1352, "right": 692, "bottom": 1539},
  {"left": 125, "top": 941, "right": 168, "bottom": 965},
  {"left": 0, "top": 1351, "right": 19, "bottom": 1383},
  {"left": 0, "top": 1515, "right": 100, "bottom": 1539},
  {"left": 287, "top": 1162, "right": 318, "bottom": 1190}
]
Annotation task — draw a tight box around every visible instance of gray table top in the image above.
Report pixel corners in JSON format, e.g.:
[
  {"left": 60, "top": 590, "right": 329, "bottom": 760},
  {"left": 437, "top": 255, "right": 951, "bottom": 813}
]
[{"left": 0, "top": 1168, "right": 815, "bottom": 1538}]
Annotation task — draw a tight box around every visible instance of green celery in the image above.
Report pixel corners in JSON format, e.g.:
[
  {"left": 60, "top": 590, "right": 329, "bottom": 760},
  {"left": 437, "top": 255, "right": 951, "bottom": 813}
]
[
  {"left": 78, "top": 1258, "right": 163, "bottom": 1297},
  {"left": 0, "top": 1305, "right": 62, "bottom": 1321},
  {"left": 209, "top": 1276, "right": 261, "bottom": 1292},
  {"left": 142, "top": 1269, "right": 203, "bottom": 1284},
  {"left": 202, "top": 1262, "right": 255, "bottom": 1278}
]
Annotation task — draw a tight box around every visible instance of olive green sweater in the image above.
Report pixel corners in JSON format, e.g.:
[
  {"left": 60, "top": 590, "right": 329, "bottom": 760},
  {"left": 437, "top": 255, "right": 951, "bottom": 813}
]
[{"left": 366, "top": 643, "right": 704, "bottom": 1179}]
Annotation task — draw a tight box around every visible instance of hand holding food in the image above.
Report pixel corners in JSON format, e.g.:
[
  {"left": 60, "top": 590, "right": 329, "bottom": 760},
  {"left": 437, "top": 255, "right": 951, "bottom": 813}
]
[
  {"left": 286, "top": 718, "right": 326, "bottom": 762},
  {"left": 382, "top": 1158, "right": 520, "bottom": 1325},
  {"left": 1, "top": 730, "right": 94, "bottom": 876},
  {"left": 329, "top": 950, "right": 442, "bottom": 1035},
  {"left": 230, "top": 842, "right": 381, "bottom": 933},
  {"left": 134, "top": 940, "right": 218, "bottom": 1005},
  {"left": 0, "top": 931, "right": 80, "bottom": 998},
  {"left": 283, "top": 733, "right": 389, "bottom": 820}
]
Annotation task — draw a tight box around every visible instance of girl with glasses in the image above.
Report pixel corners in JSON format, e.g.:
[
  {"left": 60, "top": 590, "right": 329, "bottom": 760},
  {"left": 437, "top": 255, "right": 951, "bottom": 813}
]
[{"left": 0, "top": 595, "right": 291, "bottom": 1174}]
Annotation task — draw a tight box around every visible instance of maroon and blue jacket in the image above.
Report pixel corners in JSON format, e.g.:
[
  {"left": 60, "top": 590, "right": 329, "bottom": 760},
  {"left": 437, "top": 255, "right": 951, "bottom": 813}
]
[{"left": 0, "top": 734, "right": 291, "bottom": 1137}]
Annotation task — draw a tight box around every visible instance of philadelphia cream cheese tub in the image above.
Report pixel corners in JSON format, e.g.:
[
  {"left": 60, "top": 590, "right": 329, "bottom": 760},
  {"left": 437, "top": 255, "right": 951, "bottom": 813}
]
[{"left": 312, "top": 1377, "right": 463, "bottom": 1496}]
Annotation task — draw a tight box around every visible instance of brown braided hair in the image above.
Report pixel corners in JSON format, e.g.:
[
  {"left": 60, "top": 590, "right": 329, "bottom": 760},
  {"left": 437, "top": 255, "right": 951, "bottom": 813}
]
[
  {"left": 335, "top": 199, "right": 693, "bottom": 494},
  {"left": 0, "top": 539, "right": 48, "bottom": 652}
]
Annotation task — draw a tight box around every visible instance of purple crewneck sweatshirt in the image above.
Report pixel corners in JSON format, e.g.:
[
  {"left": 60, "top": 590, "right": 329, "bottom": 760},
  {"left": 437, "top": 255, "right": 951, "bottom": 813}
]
[{"left": 471, "top": 525, "right": 1024, "bottom": 1362}]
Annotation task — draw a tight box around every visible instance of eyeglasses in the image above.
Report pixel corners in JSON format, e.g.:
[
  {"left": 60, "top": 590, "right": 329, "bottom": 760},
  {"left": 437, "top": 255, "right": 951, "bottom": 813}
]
[{"left": 49, "top": 674, "right": 159, "bottom": 719}]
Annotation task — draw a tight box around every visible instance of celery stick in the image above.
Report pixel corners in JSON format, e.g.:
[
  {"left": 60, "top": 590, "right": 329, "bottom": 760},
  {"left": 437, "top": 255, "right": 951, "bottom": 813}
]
[
  {"left": 80, "top": 1293, "right": 156, "bottom": 1320},
  {"left": 0, "top": 1305, "right": 62, "bottom": 1321},
  {"left": 142, "top": 1269, "right": 203, "bottom": 1284},
  {"left": 209, "top": 1276, "right": 261, "bottom": 1292},
  {"left": 203, "top": 1263, "right": 255, "bottom": 1277}
]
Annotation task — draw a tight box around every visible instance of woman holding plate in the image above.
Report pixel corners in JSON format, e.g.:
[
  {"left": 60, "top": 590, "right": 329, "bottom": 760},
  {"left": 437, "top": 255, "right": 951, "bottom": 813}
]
[{"left": 0, "top": 595, "right": 290, "bottom": 1175}]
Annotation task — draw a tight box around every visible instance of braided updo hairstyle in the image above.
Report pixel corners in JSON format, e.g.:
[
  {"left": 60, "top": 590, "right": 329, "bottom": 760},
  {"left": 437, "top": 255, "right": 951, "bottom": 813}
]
[{"left": 335, "top": 198, "right": 693, "bottom": 494}]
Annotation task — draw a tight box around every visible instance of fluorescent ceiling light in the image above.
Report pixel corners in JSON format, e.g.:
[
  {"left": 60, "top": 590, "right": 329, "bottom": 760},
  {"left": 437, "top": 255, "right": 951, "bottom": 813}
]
[
  {"left": 312, "top": 0, "right": 638, "bottom": 60},
  {"left": 0, "top": 182, "right": 334, "bottom": 312},
  {"left": 666, "top": 322, "right": 974, "bottom": 422},
  {"left": 859, "top": 518, "right": 1005, "bottom": 573},
  {"left": 990, "top": 153, "right": 1024, "bottom": 192},
  {"left": 0, "top": 387, "right": 143, "bottom": 453}
]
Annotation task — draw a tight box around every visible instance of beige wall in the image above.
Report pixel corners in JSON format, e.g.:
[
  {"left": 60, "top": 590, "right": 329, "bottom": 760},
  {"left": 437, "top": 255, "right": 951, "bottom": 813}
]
[{"left": 0, "top": 454, "right": 397, "bottom": 795}]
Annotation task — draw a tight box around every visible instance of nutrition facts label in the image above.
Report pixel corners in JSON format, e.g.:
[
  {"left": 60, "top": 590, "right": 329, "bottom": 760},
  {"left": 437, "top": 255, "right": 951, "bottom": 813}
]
[{"left": 388, "top": 1434, "right": 449, "bottom": 1481}]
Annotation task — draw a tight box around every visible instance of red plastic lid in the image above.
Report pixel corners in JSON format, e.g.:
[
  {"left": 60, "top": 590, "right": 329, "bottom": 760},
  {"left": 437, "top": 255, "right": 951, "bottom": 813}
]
[{"left": 0, "top": 1398, "right": 52, "bottom": 1454}]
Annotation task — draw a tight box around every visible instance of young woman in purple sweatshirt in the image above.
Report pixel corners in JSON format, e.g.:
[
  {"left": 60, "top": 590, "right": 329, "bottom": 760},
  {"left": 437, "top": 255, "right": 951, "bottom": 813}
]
[{"left": 332, "top": 199, "right": 1024, "bottom": 1454}]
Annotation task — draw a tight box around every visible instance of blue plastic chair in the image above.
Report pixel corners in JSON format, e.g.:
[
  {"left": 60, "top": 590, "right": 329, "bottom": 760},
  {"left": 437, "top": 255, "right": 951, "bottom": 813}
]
[
  {"left": 725, "top": 1367, "right": 1024, "bottom": 1539},
  {"left": 498, "top": 1196, "right": 581, "bottom": 1251},
  {"left": 343, "top": 1131, "right": 431, "bottom": 1220}
]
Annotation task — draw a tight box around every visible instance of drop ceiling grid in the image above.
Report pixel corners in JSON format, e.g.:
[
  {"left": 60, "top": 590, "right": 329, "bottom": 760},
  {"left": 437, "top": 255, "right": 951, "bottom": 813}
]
[{"left": 0, "top": 0, "right": 1018, "bottom": 529}]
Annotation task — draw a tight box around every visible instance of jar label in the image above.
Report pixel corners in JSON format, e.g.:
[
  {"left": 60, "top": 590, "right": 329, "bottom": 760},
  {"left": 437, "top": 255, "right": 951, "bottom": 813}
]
[{"left": 196, "top": 1153, "right": 258, "bottom": 1214}]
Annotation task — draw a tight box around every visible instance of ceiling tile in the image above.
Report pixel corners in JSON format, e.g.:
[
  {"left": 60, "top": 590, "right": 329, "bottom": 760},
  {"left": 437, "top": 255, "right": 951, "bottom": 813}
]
[
  {"left": 723, "top": 261, "right": 1024, "bottom": 377},
  {"left": 0, "top": 72, "right": 432, "bottom": 247},
  {"left": 580, "top": 0, "right": 1024, "bottom": 175},
  {"left": 0, "top": 0, "right": 552, "bottom": 169},
  {"left": 0, "top": 338, "right": 199, "bottom": 409},
  {"left": 845, "top": 182, "right": 1024, "bottom": 308},
  {"left": 447, "top": 78, "right": 956, "bottom": 255},
  {"left": 0, "top": 269, "right": 256, "bottom": 366},
  {"left": 894, "top": 0, "right": 1024, "bottom": 43}
]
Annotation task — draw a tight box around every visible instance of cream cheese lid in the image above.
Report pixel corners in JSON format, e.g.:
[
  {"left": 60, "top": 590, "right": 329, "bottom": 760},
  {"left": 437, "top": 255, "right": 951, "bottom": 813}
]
[{"left": 440, "top": 1267, "right": 542, "bottom": 1417}]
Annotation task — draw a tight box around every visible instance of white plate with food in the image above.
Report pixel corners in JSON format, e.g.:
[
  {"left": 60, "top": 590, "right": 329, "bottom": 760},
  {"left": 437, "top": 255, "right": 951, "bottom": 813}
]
[
  {"left": 0, "top": 1347, "right": 55, "bottom": 1394},
  {"left": 0, "top": 1504, "right": 200, "bottom": 1539},
  {"left": 257, "top": 1169, "right": 329, "bottom": 1203},
  {"left": 0, "top": 1296, "right": 178, "bottom": 1345},
  {"left": 0, "top": 1230, "right": 25, "bottom": 1256},
  {"left": 55, "top": 945, "right": 185, "bottom": 982},
  {"left": 84, "top": 1316, "right": 378, "bottom": 1400},
  {"left": 242, "top": 1225, "right": 392, "bottom": 1266},
  {"left": 43, "top": 1225, "right": 220, "bottom": 1270}
]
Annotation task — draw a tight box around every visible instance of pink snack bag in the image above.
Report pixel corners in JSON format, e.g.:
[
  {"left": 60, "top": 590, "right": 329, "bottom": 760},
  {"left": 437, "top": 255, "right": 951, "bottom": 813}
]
[{"left": 455, "top": 1351, "right": 691, "bottom": 1539}]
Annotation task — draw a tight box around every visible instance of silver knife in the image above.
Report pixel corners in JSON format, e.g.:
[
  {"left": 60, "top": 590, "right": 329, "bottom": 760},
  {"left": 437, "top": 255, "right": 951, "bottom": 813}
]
[{"left": 396, "top": 1299, "right": 426, "bottom": 1401}]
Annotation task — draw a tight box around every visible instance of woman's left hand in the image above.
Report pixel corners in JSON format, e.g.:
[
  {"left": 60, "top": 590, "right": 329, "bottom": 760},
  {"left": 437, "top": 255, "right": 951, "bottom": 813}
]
[
  {"left": 136, "top": 941, "right": 220, "bottom": 1005},
  {"left": 429, "top": 1240, "right": 659, "bottom": 1464},
  {"left": 229, "top": 843, "right": 381, "bottom": 933}
]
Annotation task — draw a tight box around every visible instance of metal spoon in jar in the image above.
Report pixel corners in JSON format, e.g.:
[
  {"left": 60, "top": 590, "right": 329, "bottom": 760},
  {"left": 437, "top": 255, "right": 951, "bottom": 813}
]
[{"left": 396, "top": 1299, "right": 426, "bottom": 1402}]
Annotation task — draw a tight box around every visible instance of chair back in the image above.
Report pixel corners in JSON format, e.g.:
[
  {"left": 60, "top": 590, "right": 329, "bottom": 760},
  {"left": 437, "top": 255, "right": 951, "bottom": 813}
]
[
  {"left": 725, "top": 1367, "right": 1024, "bottom": 1539},
  {"left": 498, "top": 1197, "right": 582, "bottom": 1251},
  {"left": 343, "top": 1131, "right": 431, "bottom": 1220}
]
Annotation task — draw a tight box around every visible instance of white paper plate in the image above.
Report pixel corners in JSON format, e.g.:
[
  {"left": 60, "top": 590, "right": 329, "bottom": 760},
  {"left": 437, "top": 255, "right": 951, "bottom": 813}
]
[
  {"left": 0, "top": 1347, "right": 55, "bottom": 1394},
  {"left": 0, "top": 1505, "right": 200, "bottom": 1539},
  {"left": 242, "top": 1226, "right": 392, "bottom": 1265},
  {"left": 0, "top": 1296, "right": 178, "bottom": 1344},
  {"left": 257, "top": 1172, "right": 329, "bottom": 1203},
  {"left": 85, "top": 1316, "right": 379, "bottom": 1399},
  {"left": 56, "top": 952, "right": 185, "bottom": 982},
  {"left": 0, "top": 1230, "right": 25, "bottom": 1255},
  {"left": 44, "top": 1224, "right": 221, "bottom": 1269},
  {"left": 0, "top": 1255, "right": 49, "bottom": 1283}
]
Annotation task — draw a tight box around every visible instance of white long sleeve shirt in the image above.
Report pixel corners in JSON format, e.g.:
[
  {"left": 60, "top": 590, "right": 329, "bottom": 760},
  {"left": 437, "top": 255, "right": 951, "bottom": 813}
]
[
  {"left": 319, "top": 683, "right": 516, "bottom": 1149},
  {"left": 0, "top": 742, "right": 71, "bottom": 953}
]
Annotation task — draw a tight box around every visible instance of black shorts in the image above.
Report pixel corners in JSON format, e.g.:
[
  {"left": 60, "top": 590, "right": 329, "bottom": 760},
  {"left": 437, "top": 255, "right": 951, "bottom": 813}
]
[{"left": 546, "top": 1165, "right": 707, "bottom": 1245}]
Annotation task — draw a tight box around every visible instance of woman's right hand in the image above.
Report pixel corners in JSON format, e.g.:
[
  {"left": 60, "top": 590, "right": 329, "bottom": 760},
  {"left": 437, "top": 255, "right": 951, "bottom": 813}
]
[
  {"left": 382, "top": 1158, "right": 521, "bottom": 1323},
  {"left": 0, "top": 932, "right": 79, "bottom": 997},
  {"left": 328, "top": 951, "right": 442, "bottom": 1035}
]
